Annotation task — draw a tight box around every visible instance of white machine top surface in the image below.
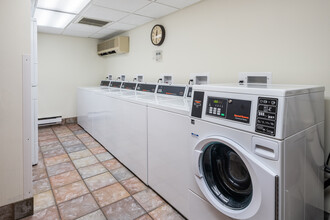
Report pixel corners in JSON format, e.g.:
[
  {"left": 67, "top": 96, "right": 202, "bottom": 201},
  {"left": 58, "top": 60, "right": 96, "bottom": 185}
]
[{"left": 194, "top": 83, "right": 325, "bottom": 97}]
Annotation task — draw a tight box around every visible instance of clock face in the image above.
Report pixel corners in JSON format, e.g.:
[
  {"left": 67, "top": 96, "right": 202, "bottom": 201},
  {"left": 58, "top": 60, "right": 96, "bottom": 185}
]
[{"left": 151, "top": 25, "right": 165, "bottom": 46}]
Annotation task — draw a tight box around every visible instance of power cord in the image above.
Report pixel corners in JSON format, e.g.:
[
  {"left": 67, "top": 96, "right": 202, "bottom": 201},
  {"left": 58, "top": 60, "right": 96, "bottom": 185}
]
[{"left": 325, "top": 153, "right": 330, "bottom": 189}]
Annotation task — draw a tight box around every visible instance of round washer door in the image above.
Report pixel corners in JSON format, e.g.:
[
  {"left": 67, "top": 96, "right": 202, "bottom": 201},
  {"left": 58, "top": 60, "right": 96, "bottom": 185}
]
[
  {"left": 202, "top": 142, "right": 252, "bottom": 209},
  {"left": 193, "top": 136, "right": 277, "bottom": 220}
]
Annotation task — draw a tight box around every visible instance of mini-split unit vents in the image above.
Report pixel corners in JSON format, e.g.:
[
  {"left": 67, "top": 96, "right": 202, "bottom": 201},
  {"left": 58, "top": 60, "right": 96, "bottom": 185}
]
[{"left": 97, "top": 36, "right": 129, "bottom": 56}]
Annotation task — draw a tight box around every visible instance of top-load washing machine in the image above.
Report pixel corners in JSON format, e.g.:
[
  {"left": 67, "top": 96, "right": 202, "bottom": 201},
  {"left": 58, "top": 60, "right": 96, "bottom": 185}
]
[{"left": 189, "top": 84, "right": 325, "bottom": 220}]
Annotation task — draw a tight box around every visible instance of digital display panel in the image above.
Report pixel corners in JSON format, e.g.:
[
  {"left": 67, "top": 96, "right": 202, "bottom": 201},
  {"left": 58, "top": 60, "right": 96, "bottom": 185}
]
[{"left": 206, "top": 97, "right": 251, "bottom": 124}]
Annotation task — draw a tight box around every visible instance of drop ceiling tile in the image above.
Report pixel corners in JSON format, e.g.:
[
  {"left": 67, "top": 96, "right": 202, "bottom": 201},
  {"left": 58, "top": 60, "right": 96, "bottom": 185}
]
[
  {"left": 62, "top": 29, "right": 94, "bottom": 37},
  {"left": 38, "top": 26, "right": 63, "bottom": 34},
  {"left": 135, "top": 2, "right": 177, "bottom": 18},
  {"left": 83, "top": 4, "right": 129, "bottom": 22},
  {"left": 119, "top": 14, "right": 153, "bottom": 26},
  {"left": 108, "top": 22, "right": 136, "bottom": 31},
  {"left": 37, "top": 0, "right": 91, "bottom": 14},
  {"left": 94, "top": 0, "right": 151, "bottom": 13},
  {"left": 156, "top": 0, "right": 201, "bottom": 9},
  {"left": 66, "top": 23, "right": 102, "bottom": 33},
  {"left": 90, "top": 29, "right": 123, "bottom": 39}
]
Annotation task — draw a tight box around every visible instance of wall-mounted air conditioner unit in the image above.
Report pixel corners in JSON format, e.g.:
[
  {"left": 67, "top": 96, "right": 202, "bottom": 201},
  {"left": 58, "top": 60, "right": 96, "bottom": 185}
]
[{"left": 97, "top": 36, "right": 129, "bottom": 56}]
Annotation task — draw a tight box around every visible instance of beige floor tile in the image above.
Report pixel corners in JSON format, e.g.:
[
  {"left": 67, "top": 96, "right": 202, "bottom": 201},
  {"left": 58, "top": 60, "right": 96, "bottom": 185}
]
[
  {"left": 47, "top": 161, "right": 75, "bottom": 177},
  {"left": 44, "top": 154, "right": 70, "bottom": 167},
  {"left": 32, "top": 167, "right": 47, "bottom": 181},
  {"left": 62, "top": 139, "right": 82, "bottom": 147},
  {"left": 73, "top": 156, "right": 98, "bottom": 169},
  {"left": 133, "top": 189, "right": 164, "bottom": 212},
  {"left": 67, "top": 124, "right": 82, "bottom": 132},
  {"left": 121, "top": 177, "right": 147, "bottom": 195},
  {"left": 56, "top": 131, "right": 74, "bottom": 138},
  {"left": 92, "top": 182, "right": 130, "bottom": 207},
  {"left": 80, "top": 137, "right": 96, "bottom": 145},
  {"left": 76, "top": 210, "right": 106, "bottom": 220},
  {"left": 78, "top": 163, "right": 107, "bottom": 179},
  {"left": 40, "top": 143, "right": 62, "bottom": 153},
  {"left": 64, "top": 144, "right": 86, "bottom": 153},
  {"left": 38, "top": 134, "right": 57, "bottom": 141},
  {"left": 58, "top": 194, "right": 98, "bottom": 220},
  {"left": 85, "top": 141, "right": 101, "bottom": 149},
  {"left": 34, "top": 190, "right": 55, "bottom": 212},
  {"left": 90, "top": 147, "right": 106, "bottom": 155},
  {"left": 69, "top": 149, "right": 92, "bottom": 160},
  {"left": 49, "top": 170, "right": 82, "bottom": 189},
  {"left": 149, "top": 204, "right": 185, "bottom": 220},
  {"left": 58, "top": 135, "right": 79, "bottom": 143},
  {"left": 102, "top": 159, "right": 123, "bottom": 171},
  {"left": 84, "top": 172, "right": 117, "bottom": 191},
  {"left": 53, "top": 181, "right": 89, "bottom": 204},
  {"left": 102, "top": 196, "right": 145, "bottom": 220},
  {"left": 111, "top": 167, "right": 134, "bottom": 181},
  {"left": 42, "top": 147, "right": 66, "bottom": 159},
  {"left": 39, "top": 139, "right": 60, "bottom": 147},
  {"left": 95, "top": 152, "right": 113, "bottom": 162},
  {"left": 33, "top": 178, "right": 51, "bottom": 195},
  {"left": 22, "top": 206, "right": 60, "bottom": 220}
]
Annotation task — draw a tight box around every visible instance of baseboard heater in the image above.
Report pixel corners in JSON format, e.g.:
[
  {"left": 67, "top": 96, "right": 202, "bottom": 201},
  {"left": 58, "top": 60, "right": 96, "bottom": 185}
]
[{"left": 38, "top": 116, "right": 62, "bottom": 126}]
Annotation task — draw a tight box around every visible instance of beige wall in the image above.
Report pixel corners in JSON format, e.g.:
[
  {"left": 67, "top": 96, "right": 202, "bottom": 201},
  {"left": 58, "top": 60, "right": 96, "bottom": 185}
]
[
  {"left": 38, "top": 34, "right": 105, "bottom": 118},
  {"left": 0, "top": 0, "right": 31, "bottom": 206},
  {"left": 103, "top": 0, "right": 330, "bottom": 211}
]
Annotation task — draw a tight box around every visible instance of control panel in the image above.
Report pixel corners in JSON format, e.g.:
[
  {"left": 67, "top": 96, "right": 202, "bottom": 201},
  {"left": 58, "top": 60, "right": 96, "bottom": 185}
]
[
  {"left": 121, "top": 82, "right": 137, "bottom": 90},
  {"left": 100, "top": 80, "right": 110, "bottom": 86},
  {"left": 110, "top": 81, "right": 122, "bottom": 88},
  {"left": 255, "top": 97, "right": 278, "bottom": 136},
  {"left": 187, "top": 87, "right": 193, "bottom": 98},
  {"left": 206, "top": 97, "right": 251, "bottom": 124},
  {"left": 136, "top": 84, "right": 157, "bottom": 93},
  {"left": 157, "top": 85, "right": 185, "bottom": 97}
]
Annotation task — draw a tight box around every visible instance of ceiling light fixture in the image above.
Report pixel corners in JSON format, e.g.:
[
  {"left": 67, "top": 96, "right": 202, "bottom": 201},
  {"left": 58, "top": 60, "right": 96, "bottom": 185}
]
[
  {"left": 34, "top": 9, "right": 75, "bottom": 28},
  {"left": 37, "top": 0, "right": 91, "bottom": 14}
]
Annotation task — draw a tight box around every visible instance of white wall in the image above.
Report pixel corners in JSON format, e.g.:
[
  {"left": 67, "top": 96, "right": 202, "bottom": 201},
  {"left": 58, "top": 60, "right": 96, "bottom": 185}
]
[
  {"left": 0, "top": 0, "right": 30, "bottom": 206},
  {"left": 103, "top": 0, "right": 330, "bottom": 211},
  {"left": 38, "top": 34, "right": 105, "bottom": 118}
]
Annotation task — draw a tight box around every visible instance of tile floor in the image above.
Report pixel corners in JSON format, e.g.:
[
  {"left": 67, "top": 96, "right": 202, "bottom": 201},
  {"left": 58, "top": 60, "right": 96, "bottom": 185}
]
[{"left": 25, "top": 124, "right": 185, "bottom": 220}]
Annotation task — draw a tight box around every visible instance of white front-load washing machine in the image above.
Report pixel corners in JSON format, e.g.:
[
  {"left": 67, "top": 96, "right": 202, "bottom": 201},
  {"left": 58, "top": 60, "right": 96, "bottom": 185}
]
[{"left": 189, "top": 84, "right": 325, "bottom": 220}]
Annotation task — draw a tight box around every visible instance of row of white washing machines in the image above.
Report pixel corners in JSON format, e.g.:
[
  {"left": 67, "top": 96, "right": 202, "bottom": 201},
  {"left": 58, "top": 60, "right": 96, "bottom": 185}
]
[{"left": 77, "top": 80, "right": 325, "bottom": 220}]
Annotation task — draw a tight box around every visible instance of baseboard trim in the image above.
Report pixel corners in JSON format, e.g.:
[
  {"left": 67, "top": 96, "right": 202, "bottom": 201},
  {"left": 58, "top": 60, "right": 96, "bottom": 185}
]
[{"left": 0, "top": 197, "right": 33, "bottom": 219}]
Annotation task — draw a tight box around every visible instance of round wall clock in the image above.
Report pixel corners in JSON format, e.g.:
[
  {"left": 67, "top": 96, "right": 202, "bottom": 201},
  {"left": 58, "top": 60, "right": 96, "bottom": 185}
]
[{"left": 151, "top": 24, "right": 165, "bottom": 46}]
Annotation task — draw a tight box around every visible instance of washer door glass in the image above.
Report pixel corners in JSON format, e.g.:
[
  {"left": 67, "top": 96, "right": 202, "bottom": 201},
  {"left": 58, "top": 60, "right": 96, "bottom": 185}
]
[{"left": 202, "top": 142, "right": 253, "bottom": 209}]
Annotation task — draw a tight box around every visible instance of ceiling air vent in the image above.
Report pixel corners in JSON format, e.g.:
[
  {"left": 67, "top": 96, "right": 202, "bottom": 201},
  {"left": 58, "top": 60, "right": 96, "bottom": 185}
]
[{"left": 78, "top": 17, "right": 109, "bottom": 27}]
